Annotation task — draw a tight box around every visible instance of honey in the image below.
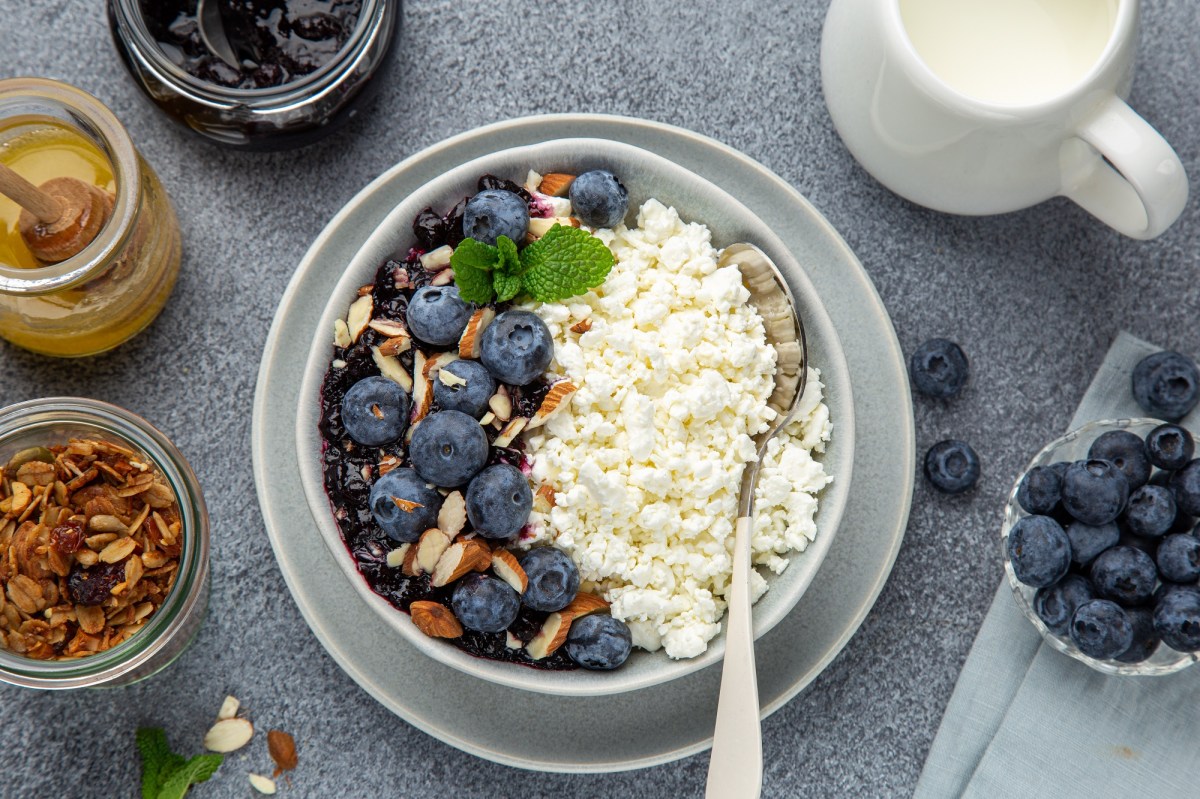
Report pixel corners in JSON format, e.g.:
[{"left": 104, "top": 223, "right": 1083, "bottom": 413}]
[
  {"left": 0, "top": 78, "right": 182, "bottom": 358},
  {"left": 0, "top": 119, "right": 116, "bottom": 270}
]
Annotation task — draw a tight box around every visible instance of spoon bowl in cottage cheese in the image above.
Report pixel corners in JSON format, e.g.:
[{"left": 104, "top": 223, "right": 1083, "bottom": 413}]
[{"left": 295, "top": 138, "right": 856, "bottom": 696}]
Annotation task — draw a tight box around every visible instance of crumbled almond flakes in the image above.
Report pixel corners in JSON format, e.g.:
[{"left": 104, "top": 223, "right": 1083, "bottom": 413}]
[{"left": 0, "top": 438, "right": 181, "bottom": 660}]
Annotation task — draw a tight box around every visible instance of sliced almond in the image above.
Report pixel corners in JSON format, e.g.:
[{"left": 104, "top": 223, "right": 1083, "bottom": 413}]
[
  {"left": 346, "top": 295, "right": 373, "bottom": 343},
  {"left": 88, "top": 515, "right": 128, "bottom": 534},
  {"left": 410, "top": 600, "right": 464, "bottom": 638},
  {"left": 457, "top": 308, "right": 495, "bottom": 359},
  {"left": 422, "top": 351, "right": 459, "bottom": 380},
  {"left": 217, "top": 695, "right": 240, "bottom": 721},
  {"left": 419, "top": 244, "right": 454, "bottom": 271},
  {"left": 98, "top": 537, "right": 137, "bottom": 564},
  {"left": 248, "top": 774, "right": 277, "bottom": 795},
  {"left": 533, "top": 484, "right": 557, "bottom": 513},
  {"left": 385, "top": 543, "right": 411, "bottom": 568},
  {"left": 570, "top": 318, "right": 592, "bottom": 334},
  {"left": 430, "top": 540, "right": 492, "bottom": 587},
  {"left": 401, "top": 544, "right": 420, "bottom": 576},
  {"left": 478, "top": 411, "right": 496, "bottom": 427},
  {"left": 415, "top": 528, "right": 452, "bottom": 575},
  {"left": 76, "top": 604, "right": 106, "bottom": 635},
  {"left": 488, "top": 386, "right": 512, "bottom": 422},
  {"left": 526, "top": 593, "right": 611, "bottom": 660},
  {"left": 506, "top": 631, "right": 524, "bottom": 650},
  {"left": 523, "top": 169, "right": 543, "bottom": 193},
  {"left": 491, "top": 549, "right": 528, "bottom": 594},
  {"left": 377, "top": 335, "right": 412, "bottom": 357},
  {"left": 493, "top": 416, "right": 528, "bottom": 448},
  {"left": 333, "top": 319, "right": 352, "bottom": 348},
  {"left": 390, "top": 496, "right": 424, "bottom": 513},
  {"left": 9, "top": 482, "right": 31, "bottom": 514},
  {"left": 411, "top": 351, "right": 432, "bottom": 423},
  {"left": 527, "top": 216, "right": 581, "bottom": 240},
  {"left": 438, "top": 368, "right": 467, "bottom": 388},
  {"left": 368, "top": 318, "right": 409, "bottom": 338},
  {"left": 526, "top": 381, "right": 578, "bottom": 430},
  {"left": 437, "top": 491, "right": 467, "bottom": 538},
  {"left": 204, "top": 717, "right": 255, "bottom": 753},
  {"left": 378, "top": 454, "right": 402, "bottom": 476},
  {"left": 537, "top": 173, "right": 576, "bottom": 197},
  {"left": 430, "top": 269, "right": 454, "bottom": 286},
  {"left": 371, "top": 346, "right": 414, "bottom": 393}
]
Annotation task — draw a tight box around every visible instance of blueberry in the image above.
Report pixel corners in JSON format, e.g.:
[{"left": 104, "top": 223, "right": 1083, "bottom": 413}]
[
  {"left": 1088, "top": 430, "right": 1151, "bottom": 491},
  {"left": 520, "top": 547, "right": 581, "bottom": 612},
  {"left": 568, "top": 170, "right": 629, "bottom": 229},
  {"left": 406, "top": 285, "right": 473, "bottom": 346},
  {"left": 565, "top": 614, "right": 633, "bottom": 670},
  {"left": 1153, "top": 589, "right": 1200, "bottom": 652},
  {"left": 341, "top": 376, "right": 410, "bottom": 447},
  {"left": 1114, "top": 607, "right": 1160, "bottom": 663},
  {"left": 924, "top": 440, "right": 980, "bottom": 494},
  {"left": 432, "top": 359, "right": 496, "bottom": 418},
  {"left": 1070, "top": 599, "right": 1133, "bottom": 660},
  {"left": 451, "top": 574, "right": 521, "bottom": 633},
  {"left": 1146, "top": 423, "right": 1195, "bottom": 471},
  {"left": 1061, "top": 459, "right": 1129, "bottom": 525},
  {"left": 466, "top": 464, "right": 532, "bottom": 540},
  {"left": 1034, "top": 574, "right": 1094, "bottom": 636},
  {"left": 1154, "top": 580, "right": 1200, "bottom": 605},
  {"left": 479, "top": 310, "right": 554, "bottom": 386},
  {"left": 908, "top": 338, "right": 969, "bottom": 399},
  {"left": 408, "top": 410, "right": 489, "bottom": 487},
  {"left": 1089, "top": 545, "right": 1158, "bottom": 606},
  {"left": 463, "top": 189, "right": 529, "bottom": 246},
  {"left": 1006, "top": 515, "right": 1071, "bottom": 588},
  {"left": 1122, "top": 484, "right": 1177, "bottom": 538},
  {"left": 1132, "top": 351, "right": 1200, "bottom": 422},
  {"left": 1017, "top": 466, "right": 1062, "bottom": 515},
  {"left": 1065, "top": 520, "right": 1120, "bottom": 566},
  {"left": 368, "top": 468, "right": 442, "bottom": 543},
  {"left": 1168, "top": 460, "right": 1200, "bottom": 516},
  {"left": 1156, "top": 534, "right": 1200, "bottom": 583}
]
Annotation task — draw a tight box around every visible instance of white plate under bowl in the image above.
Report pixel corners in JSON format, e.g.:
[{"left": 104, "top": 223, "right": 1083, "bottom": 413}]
[
  {"left": 253, "top": 113, "right": 915, "bottom": 771},
  {"left": 295, "top": 138, "right": 854, "bottom": 696}
]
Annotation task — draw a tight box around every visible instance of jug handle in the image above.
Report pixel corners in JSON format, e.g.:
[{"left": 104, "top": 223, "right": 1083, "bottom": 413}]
[{"left": 1060, "top": 94, "right": 1188, "bottom": 240}]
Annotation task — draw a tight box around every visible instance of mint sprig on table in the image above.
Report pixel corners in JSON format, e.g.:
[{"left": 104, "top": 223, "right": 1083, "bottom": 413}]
[
  {"left": 450, "top": 224, "right": 614, "bottom": 304},
  {"left": 137, "top": 728, "right": 223, "bottom": 799}
]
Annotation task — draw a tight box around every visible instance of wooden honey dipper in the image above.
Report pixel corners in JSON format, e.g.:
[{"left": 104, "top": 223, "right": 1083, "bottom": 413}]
[{"left": 0, "top": 162, "right": 114, "bottom": 264}]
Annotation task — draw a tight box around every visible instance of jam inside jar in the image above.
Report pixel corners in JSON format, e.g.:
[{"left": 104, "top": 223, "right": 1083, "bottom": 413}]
[{"left": 0, "top": 79, "right": 181, "bottom": 358}]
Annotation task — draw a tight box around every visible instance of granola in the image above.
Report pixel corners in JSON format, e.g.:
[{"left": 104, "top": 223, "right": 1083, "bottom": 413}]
[{"left": 0, "top": 437, "right": 181, "bottom": 660}]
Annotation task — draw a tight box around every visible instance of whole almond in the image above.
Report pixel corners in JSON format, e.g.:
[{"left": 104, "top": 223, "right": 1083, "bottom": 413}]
[{"left": 267, "top": 729, "right": 299, "bottom": 776}]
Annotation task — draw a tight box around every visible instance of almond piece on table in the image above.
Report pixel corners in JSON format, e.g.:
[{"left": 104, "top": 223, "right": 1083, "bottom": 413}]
[
  {"left": 248, "top": 774, "right": 277, "bottom": 795},
  {"left": 203, "top": 717, "right": 255, "bottom": 753},
  {"left": 267, "top": 729, "right": 299, "bottom": 776},
  {"left": 491, "top": 549, "right": 528, "bottom": 594},
  {"left": 526, "top": 381, "right": 578, "bottom": 430},
  {"left": 216, "top": 695, "right": 240, "bottom": 721},
  {"left": 437, "top": 491, "right": 467, "bottom": 538},
  {"left": 410, "top": 600, "right": 464, "bottom": 639},
  {"left": 458, "top": 308, "right": 496, "bottom": 359}
]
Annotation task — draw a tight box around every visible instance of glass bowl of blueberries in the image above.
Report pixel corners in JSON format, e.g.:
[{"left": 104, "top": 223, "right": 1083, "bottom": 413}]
[{"left": 1002, "top": 418, "right": 1200, "bottom": 676}]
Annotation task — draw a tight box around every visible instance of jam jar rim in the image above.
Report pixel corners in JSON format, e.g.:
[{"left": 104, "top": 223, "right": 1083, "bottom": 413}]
[
  {"left": 0, "top": 397, "right": 210, "bottom": 689},
  {"left": 0, "top": 78, "right": 142, "bottom": 296},
  {"left": 110, "top": 0, "right": 389, "bottom": 106}
]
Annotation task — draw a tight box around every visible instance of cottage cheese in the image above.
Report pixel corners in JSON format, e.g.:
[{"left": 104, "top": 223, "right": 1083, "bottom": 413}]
[{"left": 522, "top": 199, "right": 832, "bottom": 659}]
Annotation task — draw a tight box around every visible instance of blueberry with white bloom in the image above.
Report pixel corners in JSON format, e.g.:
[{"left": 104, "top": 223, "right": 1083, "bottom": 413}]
[
  {"left": 406, "top": 285, "right": 473, "bottom": 346},
  {"left": 463, "top": 189, "right": 529, "bottom": 246},
  {"left": 452, "top": 574, "right": 521, "bottom": 633},
  {"left": 466, "top": 464, "right": 532, "bottom": 540},
  {"left": 432, "top": 359, "right": 495, "bottom": 418},
  {"left": 341, "top": 376, "right": 410, "bottom": 446},
  {"left": 566, "top": 614, "right": 633, "bottom": 670},
  {"left": 479, "top": 310, "right": 554, "bottom": 386},
  {"left": 369, "top": 468, "right": 441, "bottom": 543},
  {"left": 569, "top": 170, "right": 629, "bottom": 229}
]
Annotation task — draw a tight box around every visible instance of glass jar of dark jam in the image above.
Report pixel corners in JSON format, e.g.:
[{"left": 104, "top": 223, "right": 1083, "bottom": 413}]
[{"left": 106, "top": 0, "right": 401, "bottom": 150}]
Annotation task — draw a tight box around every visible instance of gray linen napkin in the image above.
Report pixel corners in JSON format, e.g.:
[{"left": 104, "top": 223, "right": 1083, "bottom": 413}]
[{"left": 915, "top": 331, "right": 1200, "bottom": 798}]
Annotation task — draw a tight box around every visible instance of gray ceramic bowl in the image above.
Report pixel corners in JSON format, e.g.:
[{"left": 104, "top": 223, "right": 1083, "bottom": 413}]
[{"left": 295, "top": 138, "right": 854, "bottom": 696}]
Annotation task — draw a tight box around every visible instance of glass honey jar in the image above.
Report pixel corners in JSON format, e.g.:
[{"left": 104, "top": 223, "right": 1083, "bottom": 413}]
[{"left": 0, "top": 78, "right": 181, "bottom": 358}]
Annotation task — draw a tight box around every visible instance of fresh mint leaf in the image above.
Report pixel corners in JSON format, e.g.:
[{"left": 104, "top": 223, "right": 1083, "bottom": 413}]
[
  {"left": 453, "top": 262, "right": 494, "bottom": 304},
  {"left": 495, "top": 235, "right": 521, "bottom": 276},
  {"left": 137, "top": 728, "right": 185, "bottom": 799},
  {"left": 519, "top": 225, "right": 614, "bottom": 303},
  {"left": 449, "top": 237, "right": 499, "bottom": 272},
  {"left": 494, "top": 271, "right": 523, "bottom": 302},
  {"left": 156, "top": 753, "right": 224, "bottom": 799}
]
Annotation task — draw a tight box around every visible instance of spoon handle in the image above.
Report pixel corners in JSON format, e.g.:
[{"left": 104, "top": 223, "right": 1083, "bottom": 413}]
[{"left": 705, "top": 515, "right": 763, "bottom": 799}]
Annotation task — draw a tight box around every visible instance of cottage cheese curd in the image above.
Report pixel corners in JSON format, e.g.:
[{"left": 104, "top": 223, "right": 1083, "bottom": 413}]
[{"left": 522, "top": 199, "right": 832, "bottom": 659}]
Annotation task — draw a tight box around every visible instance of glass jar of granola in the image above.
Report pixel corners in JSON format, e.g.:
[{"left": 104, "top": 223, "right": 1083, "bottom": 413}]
[
  {"left": 0, "top": 78, "right": 182, "bottom": 357},
  {"left": 0, "top": 398, "right": 209, "bottom": 689}
]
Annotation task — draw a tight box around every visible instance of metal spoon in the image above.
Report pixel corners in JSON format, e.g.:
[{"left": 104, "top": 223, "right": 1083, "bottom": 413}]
[
  {"left": 198, "top": 0, "right": 241, "bottom": 70},
  {"left": 705, "top": 243, "right": 807, "bottom": 799}
]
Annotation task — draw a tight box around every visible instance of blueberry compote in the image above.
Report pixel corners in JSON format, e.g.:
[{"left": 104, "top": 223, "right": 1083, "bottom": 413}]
[
  {"left": 318, "top": 175, "right": 568, "bottom": 669},
  {"left": 140, "top": 0, "right": 363, "bottom": 89}
]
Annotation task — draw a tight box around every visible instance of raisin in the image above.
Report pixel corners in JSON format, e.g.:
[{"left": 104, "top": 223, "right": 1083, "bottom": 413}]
[
  {"left": 67, "top": 562, "right": 126, "bottom": 606},
  {"left": 50, "top": 520, "right": 85, "bottom": 554}
]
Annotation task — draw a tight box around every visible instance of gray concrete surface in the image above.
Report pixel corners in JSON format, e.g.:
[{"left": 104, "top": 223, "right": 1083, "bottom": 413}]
[{"left": 1, "top": 0, "right": 1198, "bottom": 796}]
